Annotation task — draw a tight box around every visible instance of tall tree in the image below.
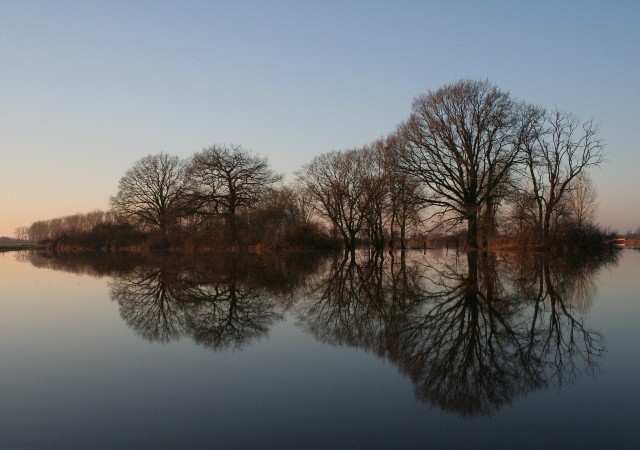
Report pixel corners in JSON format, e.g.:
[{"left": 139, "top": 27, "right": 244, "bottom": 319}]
[
  {"left": 185, "top": 144, "right": 282, "bottom": 245},
  {"left": 360, "top": 142, "right": 389, "bottom": 250},
  {"left": 297, "top": 148, "right": 372, "bottom": 252},
  {"left": 399, "top": 79, "right": 524, "bottom": 250},
  {"left": 110, "top": 153, "right": 186, "bottom": 233},
  {"left": 384, "top": 133, "right": 423, "bottom": 249},
  {"left": 521, "top": 109, "right": 604, "bottom": 244}
]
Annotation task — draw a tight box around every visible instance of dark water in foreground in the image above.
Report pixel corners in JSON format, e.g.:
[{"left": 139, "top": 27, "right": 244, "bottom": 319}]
[{"left": 0, "top": 248, "right": 638, "bottom": 449}]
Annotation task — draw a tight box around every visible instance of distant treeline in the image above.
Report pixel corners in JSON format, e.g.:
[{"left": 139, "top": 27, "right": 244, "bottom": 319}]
[
  {"left": 19, "top": 79, "right": 616, "bottom": 253},
  {"left": 1, "top": 236, "right": 30, "bottom": 245},
  {"left": 0, "top": 235, "right": 33, "bottom": 248}
]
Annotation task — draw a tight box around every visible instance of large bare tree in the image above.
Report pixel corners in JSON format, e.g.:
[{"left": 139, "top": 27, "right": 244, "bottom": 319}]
[
  {"left": 110, "top": 153, "right": 186, "bottom": 233},
  {"left": 185, "top": 144, "right": 282, "bottom": 245},
  {"left": 399, "top": 79, "right": 524, "bottom": 250}
]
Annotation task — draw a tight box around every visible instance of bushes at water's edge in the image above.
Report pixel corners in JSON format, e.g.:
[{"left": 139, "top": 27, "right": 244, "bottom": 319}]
[
  {"left": 490, "top": 221, "right": 617, "bottom": 255},
  {"left": 40, "top": 218, "right": 339, "bottom": 252},
  {"left": 42, "top": 223, "right": 149, "bottom": 251},
  {"left": 41, "top": 222, "right": 615, "bottom": 255}
]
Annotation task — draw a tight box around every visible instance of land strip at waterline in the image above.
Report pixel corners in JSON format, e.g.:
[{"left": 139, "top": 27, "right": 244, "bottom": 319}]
[{"left": 0, "top": 244, "right": 35, "bottom": 252}]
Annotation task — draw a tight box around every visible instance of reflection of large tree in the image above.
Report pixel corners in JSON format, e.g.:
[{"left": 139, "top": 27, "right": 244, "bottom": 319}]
[
  {"left": 393, "top": 253, "right": 539, "bottom": 415},
  {"left": 177, "top": 268, "right": 280, "bottom": 350},
  {"left": 299, "top": 249, "right": 614, "bottom": 416},
  {"left": 504, "top": 252, "right": 615, "bottom": 385},
  {"left": 108, "top": 254, "right": 297, "bottom": 350},
  {"left": 110, "top": 264, "right": 188, "bottom": 343}
]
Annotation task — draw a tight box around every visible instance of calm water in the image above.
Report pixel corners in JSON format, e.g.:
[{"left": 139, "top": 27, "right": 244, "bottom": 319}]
[{"left": 0, "top": 248, "right": 639, "bottom": 449}]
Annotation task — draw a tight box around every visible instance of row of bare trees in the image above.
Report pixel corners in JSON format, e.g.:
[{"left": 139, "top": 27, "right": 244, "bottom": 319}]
[
  {"left": 22, "top": 79, "right": 606, "bottom": 251},
  {"left": 405, "top": 80, "right": 605, "bottom": 249},
  {"left": 299, "top": 79, "right": 606, "bottom": 251},
  {"left": 110, "top": 145, "right": 284, "bottom": 240},
  {"left": 107, "top": 145, "right": 327, "bottom": 249},
  {"left": 22, "top": 146, "right": 311, "bottom": 249},
  {"left": 19, "top": 210, "right": 113, "bottom": 243},
  {"left": 296, "top": 140, "right": 422, "bottom": 251}
]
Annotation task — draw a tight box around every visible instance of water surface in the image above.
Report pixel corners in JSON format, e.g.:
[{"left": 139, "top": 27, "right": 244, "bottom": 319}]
[{"left": 0, "top": 249, "right": 638, "bottom": 449}]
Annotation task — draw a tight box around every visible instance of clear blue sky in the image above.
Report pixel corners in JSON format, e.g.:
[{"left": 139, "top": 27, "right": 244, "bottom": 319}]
[{"left": 1, "top": 0, "right": 639, "bottom": 236}]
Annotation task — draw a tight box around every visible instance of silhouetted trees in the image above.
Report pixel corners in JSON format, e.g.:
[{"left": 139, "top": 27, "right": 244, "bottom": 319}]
[
  {"left": 25, "top": 210, "right": 114, "bottom": 244},
  {"left": 384, "top": 134, "right": 423, "bottom": 249},
  {"left": 297, "top": 148, "right": 375, "bottom": 252},
  {"left": 399, "top": 80, "right": 526, "bottom": 251},
  {"left": 20, "top": 79, "right": 607, "bottom": 252},
  {"left": 296, "top": 140, "right": 425, "bottom": 252},
  {"left": 184, "top": 144, "right": 283, "bottom": 245},
  {"left": 518, "top": 108, "right": 605, "bottom": 246},
  {"left": 110, "top": 153, "right": 187, "bottom": 233}
]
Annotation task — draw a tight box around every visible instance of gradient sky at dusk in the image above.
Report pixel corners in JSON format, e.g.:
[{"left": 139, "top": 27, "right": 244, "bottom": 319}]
[{"left": 1, "top": 0, "right": 639, "bottom": 236}]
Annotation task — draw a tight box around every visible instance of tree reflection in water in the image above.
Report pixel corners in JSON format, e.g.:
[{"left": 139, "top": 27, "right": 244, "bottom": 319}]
[
  {"left": 298, "top": 249, "right": 617, "bottom": 416},
  {"left": 295, "top": 251, "right": 423, "bottom": 356},
  {"left": 109, "top": 253, "right": 322, "bottom": 350},
  {"left": 23, "top": 248, "right": 617, "bottom": 416}
]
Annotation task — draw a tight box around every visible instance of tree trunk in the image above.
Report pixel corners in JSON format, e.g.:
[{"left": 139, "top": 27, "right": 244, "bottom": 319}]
[
  {"left": 543, "top": 205, "right": 553, "bottom": 246},
  {"left": 466, "top": 205, "right": 479, "bottom": 251},
  {"left": 228, "top": 207, "right": 237, "bottom": 246},
  {"left": 348, "top": 230, "right": 357, "bottom": 250},
  {"left": 389, "top": 214, "right": 396, "bottom": 249},
  {"left": 480, "top": 196, "right": 494, "bottom": 250},
  {"left": 465, "top": 250, "right": 479, "bottom": 302}
]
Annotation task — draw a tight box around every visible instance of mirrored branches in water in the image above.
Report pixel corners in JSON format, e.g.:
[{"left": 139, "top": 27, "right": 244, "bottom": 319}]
[
  {"left": 298, "top": 250, "right": 615, "bottom": 416},
  {"left": 295, "top": 251, "right": 423, "bottom": 355},
  {"left": 106, "top": 253, "right": 324, "bottom": 350}
]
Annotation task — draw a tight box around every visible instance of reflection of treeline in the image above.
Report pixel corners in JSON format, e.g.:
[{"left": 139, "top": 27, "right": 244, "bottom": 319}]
[
  {"left": 24, "top": 250, "right": 147, "bottom": 278},
  {"left": 23, "top": 247, "right": 616, "bottom": 416},
  {"left": 296, "top": 251, "right": 423, "bottom": 352},
  {"left": 109, "top": 252, "right": 327, "bottom": 349},
  {"left": 21, "top": 79, "right": 611, "bottom": 252},
  {"left": 25, "top": 250, "right": 327, "bottom": 350},
  {"left": 24, "top": 250, "right": 325, "bottom": 294}
]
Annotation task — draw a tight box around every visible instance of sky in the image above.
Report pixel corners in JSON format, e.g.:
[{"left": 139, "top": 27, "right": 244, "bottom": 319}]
[{"left": 1, "top": 0, "right": 639, "bottom": 236}]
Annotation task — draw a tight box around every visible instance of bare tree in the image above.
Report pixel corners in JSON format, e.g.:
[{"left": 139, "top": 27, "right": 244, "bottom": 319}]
[
  {"left": 185, "top": 144, "right": 282, "bottom": 245},
  {"left": 521, "top": 109, "right": 605, "bottom": 244},
  {"left": 14, "top": 226, "right": 29, "bottom": 241},
  {"left": 110, "top": 153, "right": 186, "bottom": 233},
  {"left": 562, "top": 172, "right": 598, "bottom": 232},
  {"left": 399, "top": 79, "right": 524, "bottom": 250},
  {"left": 384, "top": 133, "right": 423, "bottom": 249},
  {"left": 361, "top": 142, "right": 390, "bottom": 249},
  {"left": 297, "top": 148, "right": 372, "bottom": 252}
]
